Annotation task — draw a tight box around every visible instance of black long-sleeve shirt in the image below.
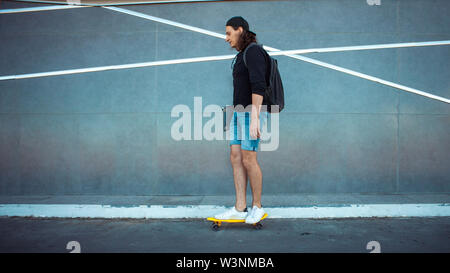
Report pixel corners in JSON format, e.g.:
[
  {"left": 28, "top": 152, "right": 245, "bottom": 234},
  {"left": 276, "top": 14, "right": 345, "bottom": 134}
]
[{"left": 232, "top": 43, "right": 269, "bottom": 109}]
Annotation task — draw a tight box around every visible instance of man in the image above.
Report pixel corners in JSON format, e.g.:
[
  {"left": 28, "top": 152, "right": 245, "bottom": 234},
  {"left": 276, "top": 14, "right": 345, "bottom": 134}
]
[{"left": 214, "top": 16, "right": 269, "bottom": 224}]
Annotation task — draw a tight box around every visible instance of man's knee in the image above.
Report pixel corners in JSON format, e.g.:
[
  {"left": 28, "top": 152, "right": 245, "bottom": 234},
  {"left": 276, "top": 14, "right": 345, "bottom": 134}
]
[
  {"left": 241, "top": 151, "right": 257, "bottom": 169},
  {"left": 230, "top": 149, "right": 242, "bottom": 165}
]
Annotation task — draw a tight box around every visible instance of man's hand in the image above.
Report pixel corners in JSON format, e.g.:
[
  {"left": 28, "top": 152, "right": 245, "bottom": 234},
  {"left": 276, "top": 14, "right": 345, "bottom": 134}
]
[
  {"left": 250, "top": 93, "right": 263, "bottom": 140},
  {"left": 250, "top": 118, "right": 261, "bottom": 140}
]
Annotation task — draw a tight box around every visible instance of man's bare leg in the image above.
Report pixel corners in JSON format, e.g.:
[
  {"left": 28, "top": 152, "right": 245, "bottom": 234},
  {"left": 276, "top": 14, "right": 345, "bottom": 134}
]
[
  {"left": 241, "top": 150, "right": 262, "bottom": 208},
  {"left": 230, "top": 144, "right": 247, "bottom": 211}
]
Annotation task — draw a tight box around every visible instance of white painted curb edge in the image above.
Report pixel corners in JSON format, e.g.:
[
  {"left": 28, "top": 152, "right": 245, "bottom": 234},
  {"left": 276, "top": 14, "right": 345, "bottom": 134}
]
[{"left": 0, "top": 204, "right": 449, "bottom": 219}]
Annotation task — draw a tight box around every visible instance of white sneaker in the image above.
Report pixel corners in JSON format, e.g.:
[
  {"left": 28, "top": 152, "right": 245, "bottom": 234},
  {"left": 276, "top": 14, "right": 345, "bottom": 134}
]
[
  {"left": 245, "top": 206, "right": 265, "bottom": 224},
  {"left": 214, "top": 207, "right": 248, "bottom": 220}
]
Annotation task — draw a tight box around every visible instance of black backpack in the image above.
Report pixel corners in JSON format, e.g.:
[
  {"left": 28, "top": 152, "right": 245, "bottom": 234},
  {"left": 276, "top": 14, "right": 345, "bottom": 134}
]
[{"left": 243, "top": 42, "right": 285, "bottom": 113}]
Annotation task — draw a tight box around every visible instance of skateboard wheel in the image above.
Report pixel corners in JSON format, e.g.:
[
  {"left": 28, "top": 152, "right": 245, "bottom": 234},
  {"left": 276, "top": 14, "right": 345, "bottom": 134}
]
[
  {"left": 211, "top": 223, "right": 220, "bottom": 231},
  {"left": 254, "top": 223, "right": 263, "bottom": 230}
]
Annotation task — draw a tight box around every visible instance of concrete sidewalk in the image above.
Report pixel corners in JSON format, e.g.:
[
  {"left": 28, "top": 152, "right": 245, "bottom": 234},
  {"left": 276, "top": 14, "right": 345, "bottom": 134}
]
[{"left": 0, "top": 193, "right": 449, "bottom": 219}]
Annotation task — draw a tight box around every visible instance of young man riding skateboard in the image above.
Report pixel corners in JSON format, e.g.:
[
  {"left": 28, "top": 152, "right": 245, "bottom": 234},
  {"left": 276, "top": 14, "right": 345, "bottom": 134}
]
[{"left": 214, "top": 16, "right": 269, "bottom": 224}]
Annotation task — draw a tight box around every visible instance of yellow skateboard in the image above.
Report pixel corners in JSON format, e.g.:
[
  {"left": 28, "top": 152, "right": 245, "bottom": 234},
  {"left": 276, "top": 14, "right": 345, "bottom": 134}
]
[{"left": 206, "top": 213, "right": 268, "bottom": 231}]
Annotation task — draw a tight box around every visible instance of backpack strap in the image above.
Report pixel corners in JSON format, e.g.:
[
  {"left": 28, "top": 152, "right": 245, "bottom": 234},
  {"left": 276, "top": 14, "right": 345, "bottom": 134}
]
[
  {"left": 242, "top": 42, "right": 259, "bottom": 68},
  {"left": 243, "top": 43, "right": 270, "bottom": 85}
]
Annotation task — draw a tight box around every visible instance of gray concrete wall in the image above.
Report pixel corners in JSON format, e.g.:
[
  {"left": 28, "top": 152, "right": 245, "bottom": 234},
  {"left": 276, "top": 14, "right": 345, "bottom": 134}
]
[{"left": 0, "top": 0, "right": 449, "bottom": 195}]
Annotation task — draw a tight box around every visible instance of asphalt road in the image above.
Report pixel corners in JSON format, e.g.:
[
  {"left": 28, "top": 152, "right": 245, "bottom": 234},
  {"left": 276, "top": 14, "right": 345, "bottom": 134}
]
[{"left": 0, "top": 216, "right": 449, "bottom": 253}]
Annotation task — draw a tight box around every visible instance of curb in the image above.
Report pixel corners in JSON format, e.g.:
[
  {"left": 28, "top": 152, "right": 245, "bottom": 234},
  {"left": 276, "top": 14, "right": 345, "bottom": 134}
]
[{"left": 0, "top": 203, "right": 449, "bottom": 219}]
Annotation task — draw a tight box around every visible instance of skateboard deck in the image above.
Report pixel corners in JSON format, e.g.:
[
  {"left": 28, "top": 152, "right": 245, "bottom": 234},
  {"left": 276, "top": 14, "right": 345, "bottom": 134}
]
[{"left": 207, "top": 213, "right": 268, "bottom": 231}]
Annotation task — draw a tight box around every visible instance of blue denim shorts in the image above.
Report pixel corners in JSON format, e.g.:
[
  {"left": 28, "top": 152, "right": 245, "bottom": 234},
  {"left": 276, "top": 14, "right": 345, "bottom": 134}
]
[{"left": 229, "top": 111, "right": 269, "bottom": 151}]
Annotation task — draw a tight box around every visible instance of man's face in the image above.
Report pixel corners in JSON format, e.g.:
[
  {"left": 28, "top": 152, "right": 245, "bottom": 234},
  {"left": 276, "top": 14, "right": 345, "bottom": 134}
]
[{"left": 225, "top": 26, "right": 243, "bottom": 50}]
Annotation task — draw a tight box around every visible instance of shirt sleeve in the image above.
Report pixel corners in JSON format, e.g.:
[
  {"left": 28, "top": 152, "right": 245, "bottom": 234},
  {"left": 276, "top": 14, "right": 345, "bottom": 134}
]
[{"left": 245, "top": 45, "right": 267, "bottom": 96}]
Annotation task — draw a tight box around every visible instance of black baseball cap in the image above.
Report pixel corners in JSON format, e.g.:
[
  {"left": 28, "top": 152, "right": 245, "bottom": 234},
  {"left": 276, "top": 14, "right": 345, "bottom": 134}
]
[{"left": 226, "top": 16, "right": 256, "bottom": 35}]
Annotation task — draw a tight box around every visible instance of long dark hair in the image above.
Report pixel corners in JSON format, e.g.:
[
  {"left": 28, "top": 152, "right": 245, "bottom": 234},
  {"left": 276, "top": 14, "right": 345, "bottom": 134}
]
[{"left": 233, "top": 27, "right": 257, "bottom": 52}]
